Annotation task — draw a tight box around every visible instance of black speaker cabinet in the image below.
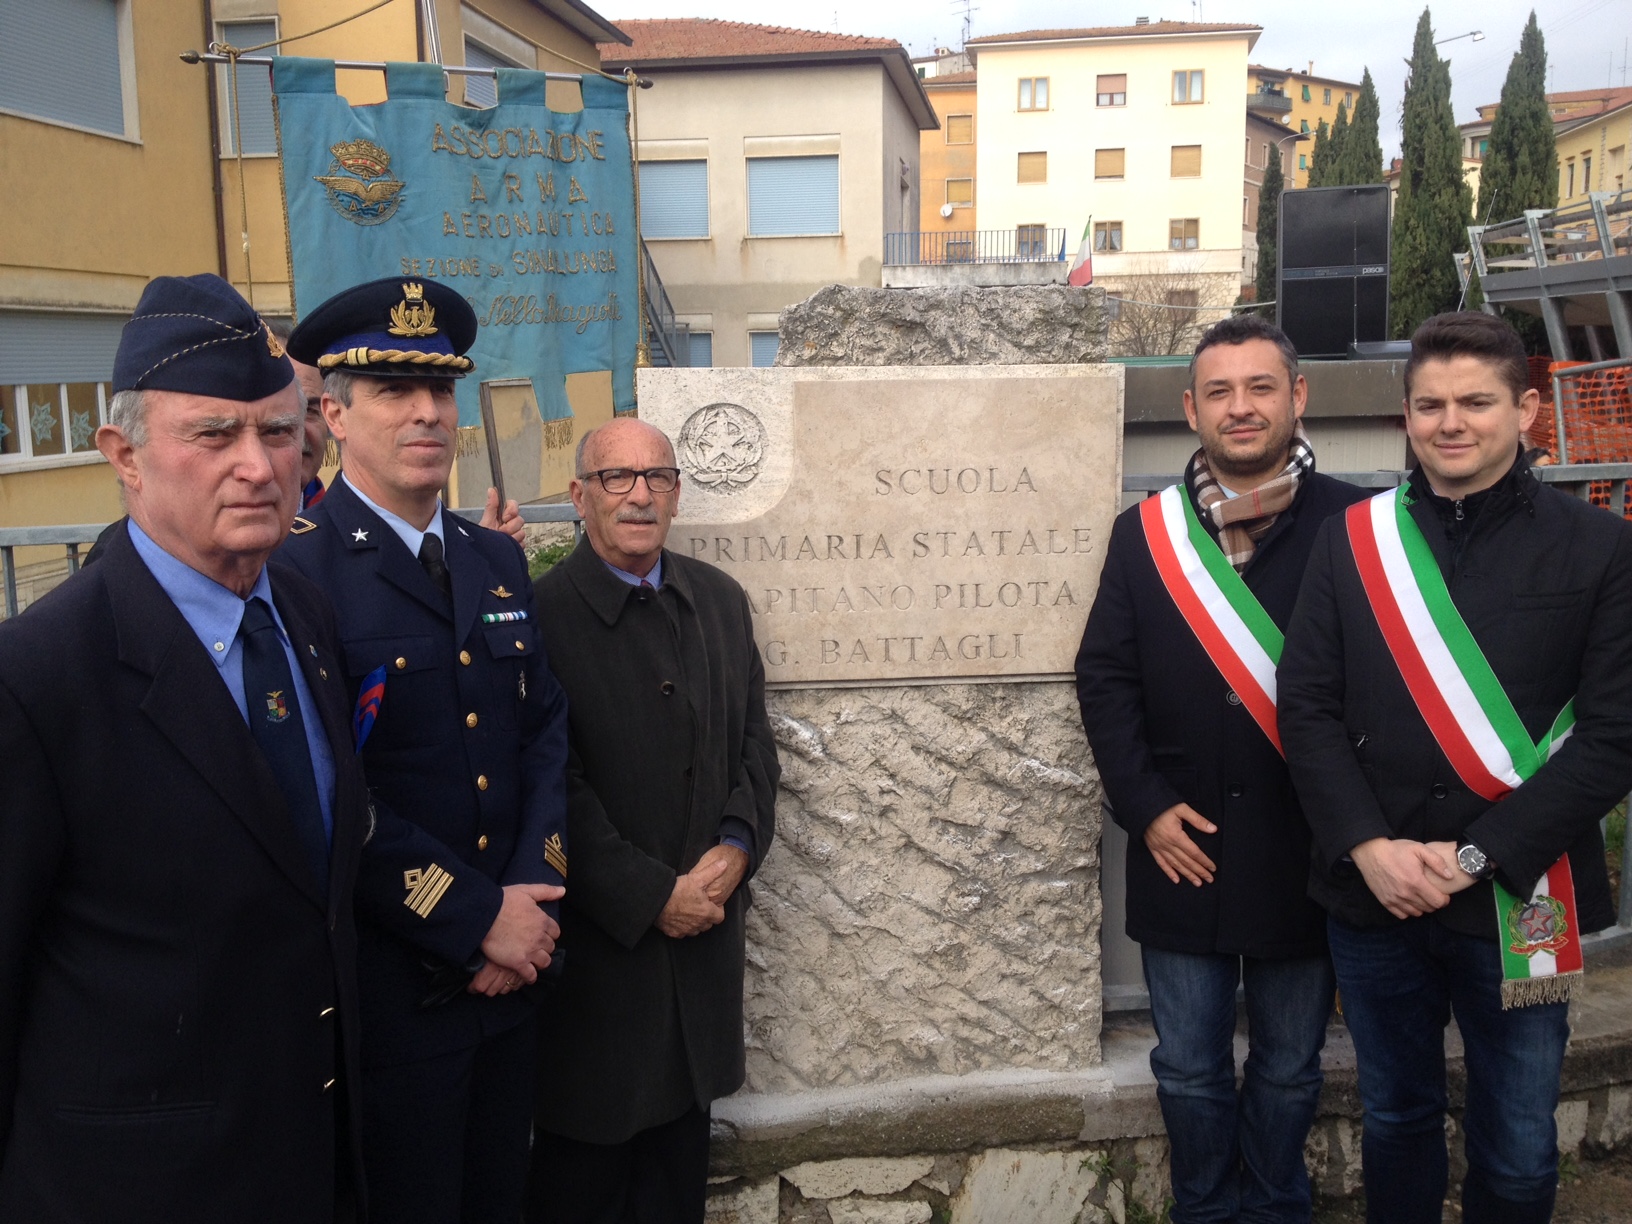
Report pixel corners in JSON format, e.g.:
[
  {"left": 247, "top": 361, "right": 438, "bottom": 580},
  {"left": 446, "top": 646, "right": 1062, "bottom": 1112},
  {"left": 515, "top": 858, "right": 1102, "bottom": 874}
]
[{"left": 1277, "top": 184, "right": 1390, "bottom": 358}]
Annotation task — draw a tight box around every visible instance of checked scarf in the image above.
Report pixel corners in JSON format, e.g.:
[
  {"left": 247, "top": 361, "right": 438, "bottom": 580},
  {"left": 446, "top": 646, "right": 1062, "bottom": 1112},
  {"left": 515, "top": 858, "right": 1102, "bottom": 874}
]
[{"left": 1188, "top": 423, "right": 1315, "bottom": 571}]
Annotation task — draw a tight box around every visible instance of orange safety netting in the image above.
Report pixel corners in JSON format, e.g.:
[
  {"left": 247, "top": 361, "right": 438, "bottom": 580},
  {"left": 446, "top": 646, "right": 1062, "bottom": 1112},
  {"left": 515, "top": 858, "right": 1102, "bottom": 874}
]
[{"left": 1525, "top": 361, "right": 1632, "bottom": 516}]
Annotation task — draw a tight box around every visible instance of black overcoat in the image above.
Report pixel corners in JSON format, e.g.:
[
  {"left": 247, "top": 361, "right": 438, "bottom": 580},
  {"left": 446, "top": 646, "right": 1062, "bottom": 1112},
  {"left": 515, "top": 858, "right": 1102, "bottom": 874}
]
[
  {"left": 1076, "top": 469, "right": 1368, "bottom": 957},
  {"left": 1280, "top": 461, "right": 1632, "bottom": 934},
  {"left": 532, "top": 539, "right": 779, "bottom": 1144},
  {"left": 0, "top": 524, "right": 368, "bottom": 1222},
  {"left": 277, "top": 478, "right": 569, "bottom": 1068}
]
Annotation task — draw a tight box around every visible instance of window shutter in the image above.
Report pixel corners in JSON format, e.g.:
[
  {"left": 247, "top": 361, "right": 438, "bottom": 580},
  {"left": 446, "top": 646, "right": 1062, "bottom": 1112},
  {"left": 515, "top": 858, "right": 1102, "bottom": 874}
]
[
  {"left": 946, "top": 178, "right": 974, "bottom": 206},
  {"left": 946, "top": 114, "right": 972, "bottom": 143},
  {"left": 220, "top": 20, "right": 278, "bottom": 154},
  {"left": 639, "top": 160, "right": 710, "bottom": 238},
  {"left": 1093, "top": 148, "right": 1124, "bottom": 179},
  {"left": 747, "top": 156, "right": 839, "bottom": 235},
  {"left": 464, "top": 40, "right": 521, "bottom": 109},
  {"left": 0, "top": 312, "right": 128, "bottom": 384},
  {"left": 1097, "top": 74, "right": 1127, "bottom": 100},
  {"left": 0, "top": 0, "right": 124, "bottom": 134},
  {"left": 688, "top": 332, "right": 713, "bottom": 368},
  {"left": 750, "top": 332, "right": 780, "bottom": 367},
  {"left": 1017, "top": 152, "right": 1047, "bottom": 183},
  {"left": 1171, "top": 145, "right": 1202, "bottom": 177}
]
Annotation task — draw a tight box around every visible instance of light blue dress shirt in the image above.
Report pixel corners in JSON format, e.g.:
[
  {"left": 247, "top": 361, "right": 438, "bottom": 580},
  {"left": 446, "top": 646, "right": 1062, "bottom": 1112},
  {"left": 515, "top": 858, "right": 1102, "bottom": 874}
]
[
  {"left": 127, "top": 519, "right": 336, "bottom": 840},
  {"left": 342, "top": 472, "right": 445, "bottom": 558},
  {"left": 602, "top": 554, "right": 662, "bottom": 588}
]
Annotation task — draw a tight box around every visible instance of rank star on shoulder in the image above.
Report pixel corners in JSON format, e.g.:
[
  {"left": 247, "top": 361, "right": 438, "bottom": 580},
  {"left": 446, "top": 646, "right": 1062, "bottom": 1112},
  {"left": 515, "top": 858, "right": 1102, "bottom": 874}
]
[{"left": 352, "top": 528, "right": 369, "bottom": 542}]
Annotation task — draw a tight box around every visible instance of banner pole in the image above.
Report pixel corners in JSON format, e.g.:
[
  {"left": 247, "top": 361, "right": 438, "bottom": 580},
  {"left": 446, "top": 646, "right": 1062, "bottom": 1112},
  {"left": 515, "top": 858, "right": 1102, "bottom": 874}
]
[{"left": 626, "top": 69, "right": 652, "bottom": 380}]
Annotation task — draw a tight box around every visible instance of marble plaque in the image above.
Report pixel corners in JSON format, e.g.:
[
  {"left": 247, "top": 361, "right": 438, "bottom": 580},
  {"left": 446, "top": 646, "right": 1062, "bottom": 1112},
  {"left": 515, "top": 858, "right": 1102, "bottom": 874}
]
[{"left": 638, "top": 365, "right": 1123, "bottom": 686}]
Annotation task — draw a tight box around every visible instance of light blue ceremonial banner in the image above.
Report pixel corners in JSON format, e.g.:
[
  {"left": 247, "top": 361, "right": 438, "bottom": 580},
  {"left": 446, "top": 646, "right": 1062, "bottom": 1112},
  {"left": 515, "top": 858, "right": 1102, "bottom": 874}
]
[{"left": 273, "top": 58, "right": 637, "bottom": 424}]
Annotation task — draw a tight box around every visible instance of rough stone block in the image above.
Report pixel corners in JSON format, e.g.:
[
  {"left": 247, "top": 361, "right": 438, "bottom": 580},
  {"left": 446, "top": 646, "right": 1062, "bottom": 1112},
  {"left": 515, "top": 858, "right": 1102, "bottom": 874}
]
[
  {"left": 1601, "top": 1085, "right": 1632, "bottom": 1150},
  {"left": 1557, "top": 1098, "right": 1590, "bottom": 1155},
  {"left": 743, "top": 683, "right": 1102, "bottom": 1092},
  {"left": 783, "top": 1156, "right": 935, "bottom": 1199},
  {"left": 949, "top": 1147, "right": 1101, "bottom": 1224},
  {"left": 824, "top": 1201, "right": 932, "bottom": 1224},
  {"left": 776, "top": 285, "right": 1109, "bottom": 369},
  {"left": 704, "top": 1176, "right": 779, "bottom": 1224}
]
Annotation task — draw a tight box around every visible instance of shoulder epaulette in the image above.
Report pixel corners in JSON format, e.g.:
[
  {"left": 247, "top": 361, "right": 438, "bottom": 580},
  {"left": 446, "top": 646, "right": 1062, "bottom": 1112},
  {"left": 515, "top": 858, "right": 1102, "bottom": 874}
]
[{"left": 289, "top": 516, "right": 319, "bottom": 535}]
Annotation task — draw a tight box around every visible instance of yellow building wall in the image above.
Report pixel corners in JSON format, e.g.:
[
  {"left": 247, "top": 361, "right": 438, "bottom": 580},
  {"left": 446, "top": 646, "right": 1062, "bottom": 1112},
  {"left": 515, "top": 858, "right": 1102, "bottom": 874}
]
[
  {"left": 919, "top": 82, "right": 977, "bottom": 233},
  {"left": 1557, "top": 106, "right": 1632, "bottom": 205},
  {"left": 1249, "top": 69, "right": 1362, "bottom": 188}
]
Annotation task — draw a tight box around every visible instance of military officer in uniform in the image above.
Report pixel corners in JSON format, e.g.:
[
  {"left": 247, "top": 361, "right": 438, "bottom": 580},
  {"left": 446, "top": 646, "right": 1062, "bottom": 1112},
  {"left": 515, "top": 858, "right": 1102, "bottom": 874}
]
[{"left": 279, "top": 277, "right": 569, "bottom": 1224}]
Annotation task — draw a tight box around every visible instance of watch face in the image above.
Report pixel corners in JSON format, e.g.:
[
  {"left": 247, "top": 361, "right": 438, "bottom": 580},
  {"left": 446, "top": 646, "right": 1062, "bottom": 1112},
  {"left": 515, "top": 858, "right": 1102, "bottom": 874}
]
[{"left": 1458, "top": 843, "right": 1488, "bottom": 876}]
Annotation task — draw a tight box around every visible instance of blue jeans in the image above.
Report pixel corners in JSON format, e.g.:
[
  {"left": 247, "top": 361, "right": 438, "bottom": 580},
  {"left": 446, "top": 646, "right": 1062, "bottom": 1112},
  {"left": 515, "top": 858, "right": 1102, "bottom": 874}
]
[
  {"left": 1327, "top": 916, "right": 1571, "bottom": 1224},
  {"left": 1142, "top": 947, "right": 1336, "bottom": 1224}
]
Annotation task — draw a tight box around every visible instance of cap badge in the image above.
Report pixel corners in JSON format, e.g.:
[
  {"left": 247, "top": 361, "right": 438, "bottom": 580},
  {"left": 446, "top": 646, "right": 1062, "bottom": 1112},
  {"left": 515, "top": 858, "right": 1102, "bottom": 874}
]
[
  {"left": 389, "top": 282, "right": 438, "bottom": 338},
  {"left": 314, "top": 138, "right": 404, "bottom": 227},
  {"left": 264, "top": 324, "right": 286, "bottom": 359}
]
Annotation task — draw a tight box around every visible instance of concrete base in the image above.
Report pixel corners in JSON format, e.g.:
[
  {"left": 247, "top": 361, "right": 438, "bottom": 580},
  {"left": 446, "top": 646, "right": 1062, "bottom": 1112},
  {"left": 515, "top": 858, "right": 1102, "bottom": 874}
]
[{"left": 881, "top": 263, "right": 1068, "bottom": 289}]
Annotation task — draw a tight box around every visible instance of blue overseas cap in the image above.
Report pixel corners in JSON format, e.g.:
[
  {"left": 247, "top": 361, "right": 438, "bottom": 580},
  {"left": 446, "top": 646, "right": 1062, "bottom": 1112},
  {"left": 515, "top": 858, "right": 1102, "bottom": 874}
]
[
  {"left": 287, "top": 277, "right": 476, "bottom": 379},
  {"left": 113, "top": 273, "right": 295, "bottom": 399}
]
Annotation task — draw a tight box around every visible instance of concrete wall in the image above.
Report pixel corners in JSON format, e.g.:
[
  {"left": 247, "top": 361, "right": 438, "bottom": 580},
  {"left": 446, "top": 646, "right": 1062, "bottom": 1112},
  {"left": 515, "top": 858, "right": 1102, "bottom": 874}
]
[{"left": 637, "top": 62, "right": 922, "bottom": 368}]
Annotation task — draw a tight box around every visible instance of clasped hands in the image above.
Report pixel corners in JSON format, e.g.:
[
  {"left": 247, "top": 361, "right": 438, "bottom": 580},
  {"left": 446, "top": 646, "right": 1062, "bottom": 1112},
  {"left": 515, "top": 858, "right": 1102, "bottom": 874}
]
[
  {"left": 656, "top": 844, "right": 749, "bottom": 939},
  {"left": 469, "top": 882, "right": 565, "bottom": 997},
  {"left": 1144, "top": 803, "right": 1482, "bottom": 922}
]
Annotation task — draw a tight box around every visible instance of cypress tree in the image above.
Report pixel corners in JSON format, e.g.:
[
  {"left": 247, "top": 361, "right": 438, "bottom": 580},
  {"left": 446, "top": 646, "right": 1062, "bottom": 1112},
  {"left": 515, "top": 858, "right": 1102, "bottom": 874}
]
[
  {"left": 1321, "top": 103, "right": 1351, "bottom": 186},
  {"left": 1477, "top": 12, "right": 1557, "bottom": 350},
  {"left": 1255, "top": 142, "right": 1284, "bottom": 317},
  {"left": 1390, "top": 8, "right": 1473, "bottom": 338},
  {"left": 1339, "top": 69, "right": 1386, "bottom": 184},
  {"left": 1307, "top": 119, "right": 1331, "bottom": 187}
]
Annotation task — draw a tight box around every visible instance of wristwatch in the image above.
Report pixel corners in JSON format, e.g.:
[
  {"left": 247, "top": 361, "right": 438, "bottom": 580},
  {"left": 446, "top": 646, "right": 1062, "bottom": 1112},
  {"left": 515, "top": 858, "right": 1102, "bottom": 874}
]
[{"left": 1456, "top": 840, "right": 1496, "bottom": 880}]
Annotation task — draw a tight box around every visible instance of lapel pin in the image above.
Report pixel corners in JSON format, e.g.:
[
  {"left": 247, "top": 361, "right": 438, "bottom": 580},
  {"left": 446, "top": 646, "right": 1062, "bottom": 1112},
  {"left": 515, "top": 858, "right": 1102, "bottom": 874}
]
[
  {"left": 490, "top": 586, "right": 513, "bottom": 599},
  {"left": 352, "top": 528, "right": 369, "bottom": 543}
]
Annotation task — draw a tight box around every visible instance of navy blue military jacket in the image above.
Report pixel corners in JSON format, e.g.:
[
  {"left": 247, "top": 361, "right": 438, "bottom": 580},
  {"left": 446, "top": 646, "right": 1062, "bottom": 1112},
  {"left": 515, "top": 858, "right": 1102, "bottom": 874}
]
[{"left": 279, "top": 477, "right": 568, "bottom": 1066}]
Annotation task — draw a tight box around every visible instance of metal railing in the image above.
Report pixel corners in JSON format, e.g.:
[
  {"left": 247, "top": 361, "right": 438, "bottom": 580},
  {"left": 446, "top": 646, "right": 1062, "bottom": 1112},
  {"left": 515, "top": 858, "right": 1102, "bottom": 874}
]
[
  {"left": 884, "top": 227, "right": 1068, "bottom": 267},
  {"left": 641, "top": 239, "right": 689, "bottom": 368},
  {"left": 1469, "top": 188, "right": 1632, "bottom": 274}
]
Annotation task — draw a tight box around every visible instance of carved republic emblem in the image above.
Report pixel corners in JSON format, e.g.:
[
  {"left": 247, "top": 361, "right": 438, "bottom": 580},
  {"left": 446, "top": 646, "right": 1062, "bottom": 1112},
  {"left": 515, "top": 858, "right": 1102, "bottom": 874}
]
[
  {"left": 676, "top": 402, "right": 765, "bottom": 493},
  {"left": 389, "top": 282, "right": 437, "bottom": 338},
  {"left": 314, "top": 138, "right": 405, "bottom": 226}
]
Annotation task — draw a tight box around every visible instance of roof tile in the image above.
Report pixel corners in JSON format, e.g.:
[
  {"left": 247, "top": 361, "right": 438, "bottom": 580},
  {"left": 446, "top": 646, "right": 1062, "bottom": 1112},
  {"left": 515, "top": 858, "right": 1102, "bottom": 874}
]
[
  {"left": 967, "top": 20, "right": 1259, "bottom": 44},
  {"left": 601, "top": 18, "right": 900, "bottom": 63}
]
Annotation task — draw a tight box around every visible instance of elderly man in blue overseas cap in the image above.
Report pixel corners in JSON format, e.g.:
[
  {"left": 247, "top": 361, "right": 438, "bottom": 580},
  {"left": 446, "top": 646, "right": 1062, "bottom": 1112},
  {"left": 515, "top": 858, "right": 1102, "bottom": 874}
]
[
  {"left": 277, "top": 275, "right": 569, "bottom": 1224},
  {"left": 0, "top": 273, "right": 372, "bottom": 1221}
]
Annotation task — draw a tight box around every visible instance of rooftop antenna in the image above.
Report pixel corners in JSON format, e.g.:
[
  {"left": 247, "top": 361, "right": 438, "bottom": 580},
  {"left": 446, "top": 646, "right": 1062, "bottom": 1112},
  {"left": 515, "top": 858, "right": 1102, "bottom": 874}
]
[{"left": 950, "top": 0, "right": 977, "bottom": 50}]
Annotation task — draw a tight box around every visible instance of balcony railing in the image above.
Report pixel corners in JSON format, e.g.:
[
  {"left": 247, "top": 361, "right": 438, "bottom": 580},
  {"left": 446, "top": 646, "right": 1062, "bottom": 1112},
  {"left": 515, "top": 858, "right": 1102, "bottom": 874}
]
[
  {"left": 1247, "top": 89, "right": 1293, "bottom": 115},
  {"left": 641, "top": 239, "right": 690, "bottom": 368},
  {"left": 1469, "top": 189, "right": 1632, "bottom": 274},
  {"left": 885, "top": 228, "right": 1068, "bottom": 267}
]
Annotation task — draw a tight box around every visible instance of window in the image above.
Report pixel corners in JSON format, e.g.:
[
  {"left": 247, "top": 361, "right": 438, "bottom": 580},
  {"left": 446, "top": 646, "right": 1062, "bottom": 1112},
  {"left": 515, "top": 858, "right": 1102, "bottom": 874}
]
[
  {"left": 1263, "top": 142, "right": 1272, "bottom": 168},
  {"left": 945, "top": 113, "right": 973, "bottom": 143},
  {"left": 1016, "top": 224, "right": 1048, "bottom": 258},
  {"left": 687, "top": 332, "right": 713, "bottom": 368},
  {"left": 1093, "top": 148, "right": 1125, "bottom": 180},
  {"left": 1301, "top": 83, "right": 1311, "bottom": 102},
  {"left": 1323, "top": 88, "right": 1332, "bottom": 105},
  {"left": 1584, "top": 156, "right": 1592, "bottom": 192},
  {"left": 1566, "top": 161, "right": 1575, "bottom": 197},
  {"left": 0, "top": 313, "right": 125, "bottom": 465},
  {"left": 1345, "top": 91, "right": 1354, "bottom": 108},
  {"left": 1169, "top": 218, "right": 1200, "bottom": 250},
  {"left": 639, "top": 160, "right": 709, "bottom": 239},
  {"left": 1018, "top": 77, "right": 1048, "bottom": 110},
  {"left": 1094, "top": 221, "right": 1122, "bottom": 252},
  {"left": 1096, "top": 74, "right": 1126, "bottom": 106},
  {"left": 746, "top": 155, "right": 839, "bottom": 235},
  {"left": 1166, "top": 289, "right": 1199, "bottom": 310},
  {"left": 1172, "top": 70, "right": 1203, "bottom": 104},
  {"left": 1171, "top": 145, "right": 1202, "bottom": 177},
  {"left": 1479, "top": 138, "right": 1489, "bottom": 157},
  {"left": 0, "top": 0, "right": 127, "bottom": 135},
  {"left": 1243, "top": 196, "right": 1250, "bottom": 224},
  {"left": 1299, "top": 153, "right": 1308, "bottom": 170},
  {"left": 1300, "top": 119, "right": 1310, "bottom": 134},
  {"left": 463, "top": 38, "right": 523, "bottom": 109},
  {"left": 945, "top": 178, "right": 974, "bottom": 207},
  {"left": 749, "top": 332, "right": 780, "bottom": 367},
  {"left": 218, "top": 19, "right": 278, "bottom": 154},
  {"left": 1017, "top": 151, "right": 1047, "bottom": 184}
]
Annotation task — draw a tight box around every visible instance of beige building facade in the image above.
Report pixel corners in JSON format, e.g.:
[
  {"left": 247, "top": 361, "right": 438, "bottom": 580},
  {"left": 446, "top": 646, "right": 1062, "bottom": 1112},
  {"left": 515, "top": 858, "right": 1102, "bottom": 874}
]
[
  {"left": 1248, "top": 63, "right": 1363, "bottom": 189},
  {"left": 966, "top": 21, "right": 1260, "bottom": 329},
  {"left": 600, "top": 20, "right": 936, "bottom": 369}
]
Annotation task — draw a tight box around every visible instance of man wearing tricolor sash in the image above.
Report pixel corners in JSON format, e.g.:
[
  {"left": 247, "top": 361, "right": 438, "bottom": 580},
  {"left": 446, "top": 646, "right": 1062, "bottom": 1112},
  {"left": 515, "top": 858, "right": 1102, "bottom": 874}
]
[
  {"left": 1279, "top": 312, "right": 1632, "bottom": 1224},
  {"left": 1078, "top": 315, "right": 1367, "bottom": 1223}
]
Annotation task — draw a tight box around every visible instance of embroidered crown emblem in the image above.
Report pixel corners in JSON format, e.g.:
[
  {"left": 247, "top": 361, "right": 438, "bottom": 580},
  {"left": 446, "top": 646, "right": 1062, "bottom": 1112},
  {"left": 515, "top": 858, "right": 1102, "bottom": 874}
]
[
  {"left": 313, "top": 138, "right": 405, "bottom": 227},
  {"left": 388, "top": 283, "right": 438, "bottom": 338},
  {"left": 331, "top": 139, "right": 392, "bottom": 178}
]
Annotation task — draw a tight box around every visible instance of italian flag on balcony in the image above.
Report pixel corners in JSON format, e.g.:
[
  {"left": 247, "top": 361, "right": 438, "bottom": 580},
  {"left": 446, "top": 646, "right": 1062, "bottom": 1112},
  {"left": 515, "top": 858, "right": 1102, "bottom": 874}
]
[{"left": 1068, "top": 218, "right": 1094, "bottom": 287}]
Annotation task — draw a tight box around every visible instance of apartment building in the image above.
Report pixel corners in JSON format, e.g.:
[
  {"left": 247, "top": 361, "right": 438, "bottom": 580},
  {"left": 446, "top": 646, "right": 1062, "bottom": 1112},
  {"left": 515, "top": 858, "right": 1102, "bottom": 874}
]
[
  {"left": 1248, "top": 63, "right": 1363, "bottom": 188},
  {"left": 965, "top": 20, "right": 1260, "bottom": 320},
  {"left": 920, "top": 70, "right": 977, "bottom": 234},
  {"left": 600, "top": 20, "right": 937, "bottom": 368},
  {"left": 1557, "top": 96, "right": 1632, "bottom": 205}
]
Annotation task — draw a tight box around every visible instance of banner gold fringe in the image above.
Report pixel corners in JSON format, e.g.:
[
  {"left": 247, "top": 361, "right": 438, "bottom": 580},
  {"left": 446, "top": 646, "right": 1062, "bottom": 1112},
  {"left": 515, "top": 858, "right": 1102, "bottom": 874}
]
[
  {"left": 455, "top": 425, "right": 485, "bottom": 457},
  {"left": 542, "top": 418, "right": 574, "bottom": 451}
]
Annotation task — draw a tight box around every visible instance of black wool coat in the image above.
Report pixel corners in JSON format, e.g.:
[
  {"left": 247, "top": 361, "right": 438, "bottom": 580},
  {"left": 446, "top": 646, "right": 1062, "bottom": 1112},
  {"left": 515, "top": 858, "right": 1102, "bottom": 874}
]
[
  {"left": 532, "top": 539, "right": 779, "bottom": 1144},
  {"left": 1076, "top": 469, "right": 1369, "bottom": 957},
  {"left": 1280, "top": 460, "right": 1632, "bottom": 934},
  {"left": 0, "top": 524, "right": 368, "bottom": 1222}
]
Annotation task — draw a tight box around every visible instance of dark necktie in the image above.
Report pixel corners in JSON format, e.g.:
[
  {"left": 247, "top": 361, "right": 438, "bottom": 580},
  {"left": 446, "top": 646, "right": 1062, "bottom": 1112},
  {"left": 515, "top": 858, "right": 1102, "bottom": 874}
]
[
  {"left": 240, "top": 597, "right": 331, "bottom": 897},
  {"left": 419, "top": 532, "right": 452, "bottom": 599}
]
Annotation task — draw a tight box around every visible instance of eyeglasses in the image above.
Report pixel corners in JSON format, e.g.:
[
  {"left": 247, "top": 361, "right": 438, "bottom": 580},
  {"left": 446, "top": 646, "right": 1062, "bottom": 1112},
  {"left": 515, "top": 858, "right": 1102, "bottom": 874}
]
[{"left": 583, "top": 467, "right": 680, "bottom": 494}]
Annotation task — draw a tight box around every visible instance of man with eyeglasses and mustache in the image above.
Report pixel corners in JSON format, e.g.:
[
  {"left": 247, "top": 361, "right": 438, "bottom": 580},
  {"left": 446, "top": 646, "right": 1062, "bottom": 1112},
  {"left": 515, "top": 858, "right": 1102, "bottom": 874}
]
[{"left": 526, "top": 417, "right": 780, "bottom": 1224}]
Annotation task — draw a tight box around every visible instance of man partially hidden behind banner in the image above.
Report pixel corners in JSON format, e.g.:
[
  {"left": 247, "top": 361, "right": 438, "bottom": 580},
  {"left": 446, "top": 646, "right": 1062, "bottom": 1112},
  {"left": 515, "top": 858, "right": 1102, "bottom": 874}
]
[
  {"left": 1279, "top": 312, "right": 1632, "bottom": 1224},
  {"left": 0, "top": 274, "right": 370, "bottom": 1220},
  {"left": 1076, "top": 313, "right": 1366, "bottom": 1223},
  {"left": 279, "top": 277, "right": 568, "bottom": 1224}
]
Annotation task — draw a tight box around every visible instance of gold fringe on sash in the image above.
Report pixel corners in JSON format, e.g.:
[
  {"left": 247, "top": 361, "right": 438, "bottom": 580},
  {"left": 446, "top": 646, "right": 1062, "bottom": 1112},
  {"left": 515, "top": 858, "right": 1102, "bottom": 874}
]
[{"left": 1501, "top": 972, "right": 1580, "bottom": 1010}]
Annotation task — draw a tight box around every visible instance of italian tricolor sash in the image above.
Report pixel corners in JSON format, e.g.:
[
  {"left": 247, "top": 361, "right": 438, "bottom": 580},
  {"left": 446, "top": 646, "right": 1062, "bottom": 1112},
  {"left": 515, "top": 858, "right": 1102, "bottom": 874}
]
[
  {"left": 1140, "top": 486, "right": 1284, "bottom": 754},
  {"left": 1346, "top": 487, "right": 1582, "bottom": 1007}
]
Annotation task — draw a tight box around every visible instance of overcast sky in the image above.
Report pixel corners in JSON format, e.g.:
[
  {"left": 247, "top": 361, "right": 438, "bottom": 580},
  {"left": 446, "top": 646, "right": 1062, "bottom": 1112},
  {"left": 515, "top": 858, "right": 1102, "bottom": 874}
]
[{"left": 603, "top": 0, "right": 1630, "bottom": 159}]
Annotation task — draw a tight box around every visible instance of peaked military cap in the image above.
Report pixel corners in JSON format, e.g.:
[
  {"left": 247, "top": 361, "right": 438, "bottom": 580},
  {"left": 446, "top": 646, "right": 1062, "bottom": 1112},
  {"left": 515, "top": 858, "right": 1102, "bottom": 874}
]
[
  {"left": 114, "top": 273, "right": 294, "bottom": 399},
  {"left": 287, "top": 277, "right": 476, "bottom": 379}
]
